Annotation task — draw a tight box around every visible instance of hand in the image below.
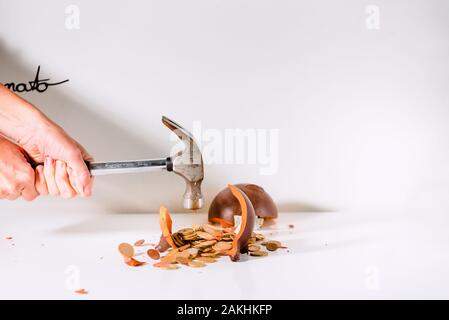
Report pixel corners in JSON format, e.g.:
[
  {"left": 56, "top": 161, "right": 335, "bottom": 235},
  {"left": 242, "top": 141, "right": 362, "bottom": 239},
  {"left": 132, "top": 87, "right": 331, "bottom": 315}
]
[
  {"left": 0, "top": 84, "right": 93, "bottom": 197},
  {"left": 18, "top": 121, "right": 94, "bottom": 198},
  {"left": 0, "top": 136, "right": 42, "bottom": 201}
]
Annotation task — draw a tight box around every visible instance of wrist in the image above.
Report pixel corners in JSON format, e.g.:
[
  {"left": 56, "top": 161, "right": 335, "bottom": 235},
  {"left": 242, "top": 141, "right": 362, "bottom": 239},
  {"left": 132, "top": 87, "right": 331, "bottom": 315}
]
[
  {"left": 12, "top": 106, "right": 49, "bottom": 142},
  {"left": 0, "top": 85, "right": 49, "bottom": 142}
]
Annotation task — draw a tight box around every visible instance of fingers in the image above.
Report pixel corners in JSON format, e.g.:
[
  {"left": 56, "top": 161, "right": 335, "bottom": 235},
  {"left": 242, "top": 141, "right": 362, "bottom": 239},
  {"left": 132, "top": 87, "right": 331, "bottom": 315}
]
[
  {"left": 41, "top": 157, "right": 79, "bottom": 198},
  {"left": 44, "top": 157, "right": 59, "bottom": 196},
  {"left": 66, "top": 149, "right": 93, "bottom": 197},
  {"left": 55, "top": 160, "right": 76, "bottom": 199},
  {"left": 35, "top": 165, "right": 48, "bottom": 196}
]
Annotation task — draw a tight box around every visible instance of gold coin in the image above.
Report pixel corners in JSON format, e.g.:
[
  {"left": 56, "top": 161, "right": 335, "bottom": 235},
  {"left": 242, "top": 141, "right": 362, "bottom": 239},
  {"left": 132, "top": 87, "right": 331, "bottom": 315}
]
[
  {"left": 195, "top": 257, "right": 217, "bottom": 263},
  {"left": 195, "top": 240, "right": 217, "bottom": 249},
  {"left": 161, "top": 254, "right": 177, "bottom": 264},
  {"left": 167, "top": 248, "right": 179, "bottom": 256},
  {"left": 264, "top": 240, "right": 283, "bottom": 251},
  {"left": 118, "top": 243, "right": 134, "bottom": 258},
  {"left": 255, "top": 233, "right": 265, "bottom": 241},
  {"left": 200, "top": 252, "right": 218, "bottom": 258},
  {"left": 202, "top": 224, "right": 220, "bottom": 235},
  {"left": 186, "top": 247, "right": 199, "bottom": 258},
  {"left": 182, "top": 233, "right": 199, "bottom": 241},
  {"left": 154, "top": 262, "right": 180, "bottom": 270},
  {"left": 172, "top": 233, "right": 185, "bottom": 247},
  {"left": 176, "top": 256, "right": 190, "bottom": 265},
  {"left": 214, "top": 242, "right": 232, "bottom": 251},
  {"left": 178, "top": 244, "right": 191, "bottom": 251},
  {"left": 178, "top": 228, "right": 194, "bottom": 235},
  {"left": 247, "top": 238, "right": 256, "bottom": 244},
  {"left": 178, "top": 250, "right": 190, "bottom": 259},
  {"left": 188, "top": 260, "right": 206, "bottom": 268},
  {"left": 196, "top": 231, "right": 215, "bottom": 240},
  {"left": 250, "top": 250, "right": 268, "bottom": 257},
  {"left": 248, "top": 245, "right": 261, "bottom": 252},
  {"left": 165, "top": 264, "right": 180, "bottom": 270}
]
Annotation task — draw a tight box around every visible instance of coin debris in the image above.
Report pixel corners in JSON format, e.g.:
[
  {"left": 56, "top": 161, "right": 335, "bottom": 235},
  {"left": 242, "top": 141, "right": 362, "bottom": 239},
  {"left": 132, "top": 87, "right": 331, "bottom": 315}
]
[
  {"left": 250, "top": 250, "right": 268, "bottom": 257},
  {"left": 147, "top": 249, "right": 161, "bottom": 260},
  {"left": 262, "top": 240, "right": 286, "bottom": 252},
  {"left": 75, "top": 289, "right": 88, "bottom": 295},
  {"left": 118, "top": 206, "right": 287, "bottom": 270},
  {"left": 248, "top": 245, "right": 261, "bottom": 252},
  {"left": 118, "top": 243, "right": 135, "bottom": 258},
  {"left": 125, "top": 257, "right": 146, "bottom": 267},
  {"left": 134, "top": 239, "right": 145, "bottom": 246},
  {"left": 188, "top": 260, "right": 206, "bottom": 268}
]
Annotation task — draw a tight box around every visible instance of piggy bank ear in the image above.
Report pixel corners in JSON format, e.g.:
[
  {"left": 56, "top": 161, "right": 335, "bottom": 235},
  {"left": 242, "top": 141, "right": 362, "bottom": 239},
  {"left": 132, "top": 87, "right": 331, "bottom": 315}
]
[{"left": 227, "top": 184, "right": 256, "bottom": 262}]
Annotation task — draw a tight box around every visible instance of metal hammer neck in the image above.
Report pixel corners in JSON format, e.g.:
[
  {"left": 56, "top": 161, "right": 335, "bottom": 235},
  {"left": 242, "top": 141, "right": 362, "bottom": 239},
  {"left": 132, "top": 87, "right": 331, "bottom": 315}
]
[{"left": 88, "top": 158, "right": 171, "bottom": 176}]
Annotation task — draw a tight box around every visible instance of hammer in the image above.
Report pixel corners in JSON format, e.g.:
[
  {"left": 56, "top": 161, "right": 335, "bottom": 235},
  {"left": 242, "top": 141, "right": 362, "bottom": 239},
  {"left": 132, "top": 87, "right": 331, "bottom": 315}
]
[{"left": 86, "top": 116, "right": 204, "bottom": 210}]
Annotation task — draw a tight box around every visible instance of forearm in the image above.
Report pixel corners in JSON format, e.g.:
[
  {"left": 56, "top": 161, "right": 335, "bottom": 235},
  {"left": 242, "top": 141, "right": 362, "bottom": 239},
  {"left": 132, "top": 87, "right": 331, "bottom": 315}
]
[{"left": 0, "top": 84, "right": 48, "bottom": 142}]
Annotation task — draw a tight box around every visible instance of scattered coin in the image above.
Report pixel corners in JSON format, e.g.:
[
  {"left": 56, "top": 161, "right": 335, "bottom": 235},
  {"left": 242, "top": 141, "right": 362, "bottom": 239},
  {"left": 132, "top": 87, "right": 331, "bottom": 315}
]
[
  {"left": 153, "top": 262, "right": 179, "bottom": 270},
  {"left": 75, "top": 289, "right": 88, "bottom": 295},
  {"left": 248, "top": 245, "right": 261, "bottom": 252},
  {"left": 119, "top": 221, "right": 286, "bottom": 270},
  {"left": 250, "top": 250, "right": 268, "bottom": 257},
  {"left": 200, "top": 252, "right": 218, "bottom": 258},
  {"left": 147, "top": 249, "right": 161, "bottom": 260},
  {"left": 176, "top": 256, "right": 190, "bottom": 265},
  {"left": 263, "top": 240, "right": 284, "bottom": 251},
  {"left": 196, "top": 257, "right": 217, "bottom": 263},
  {"left": 188, "top": 260, "right": 206, "bottom": 268},
  {"left": 161, "top": 254, "right": 177, "bottom": 264},
  {"left": 134, "top": 239, "right": 145, "bottom": 246},
  {"left": 255, "top": 233, "right": 265, "bottom": 241},
  {"left": 125, "top": 257, "right": 146, "bottom": 266},
  {"left": 118, "top": 243, "right": 135, "bottom": 258}
]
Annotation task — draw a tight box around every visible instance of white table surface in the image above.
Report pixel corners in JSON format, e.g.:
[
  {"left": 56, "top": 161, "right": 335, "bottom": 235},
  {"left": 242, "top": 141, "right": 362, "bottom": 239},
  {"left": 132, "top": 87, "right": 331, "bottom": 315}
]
[{"left": 1, "top": 209, "right": 449, "bottom": 300}]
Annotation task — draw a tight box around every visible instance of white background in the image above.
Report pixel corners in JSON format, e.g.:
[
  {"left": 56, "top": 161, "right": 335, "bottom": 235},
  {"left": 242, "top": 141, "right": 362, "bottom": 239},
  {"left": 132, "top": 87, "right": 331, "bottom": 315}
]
[
  {"left": 0, "top": 0, "right": 448, "bottom": 214},
  {"left": 0, "top": 0, "right": 449, "bottom": 299}
]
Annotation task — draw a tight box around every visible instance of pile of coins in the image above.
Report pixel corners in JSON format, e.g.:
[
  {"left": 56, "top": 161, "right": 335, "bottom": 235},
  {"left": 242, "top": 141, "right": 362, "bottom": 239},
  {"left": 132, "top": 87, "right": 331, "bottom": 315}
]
[{"left": 118, "top": 223, "right": 286, "bottom": 270}]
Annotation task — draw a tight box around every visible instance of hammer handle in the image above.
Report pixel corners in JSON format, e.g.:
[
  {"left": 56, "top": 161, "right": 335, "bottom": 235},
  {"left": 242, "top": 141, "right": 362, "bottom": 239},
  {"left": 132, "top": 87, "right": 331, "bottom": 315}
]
[{"left": 87, "top": 158, "right": 171, "bottom": 176}]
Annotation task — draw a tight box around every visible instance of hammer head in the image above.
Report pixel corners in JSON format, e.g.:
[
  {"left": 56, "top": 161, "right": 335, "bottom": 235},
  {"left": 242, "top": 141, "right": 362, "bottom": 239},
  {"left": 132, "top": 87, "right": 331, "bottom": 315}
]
[{"left": 162, "top": 116, "right": 204, "bottom": 210}]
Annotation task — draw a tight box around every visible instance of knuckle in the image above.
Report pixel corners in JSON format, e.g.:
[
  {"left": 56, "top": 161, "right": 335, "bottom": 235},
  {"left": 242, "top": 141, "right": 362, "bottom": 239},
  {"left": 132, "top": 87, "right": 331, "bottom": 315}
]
[
  {"left": 66, "top": 148, "right": 81, "bottom": 160},
  {"left": 24, "top": 194, "right": 38, "bottom": 202},
  {"left": 7, "top": 182, "right": 21, "bottom": 194}
]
